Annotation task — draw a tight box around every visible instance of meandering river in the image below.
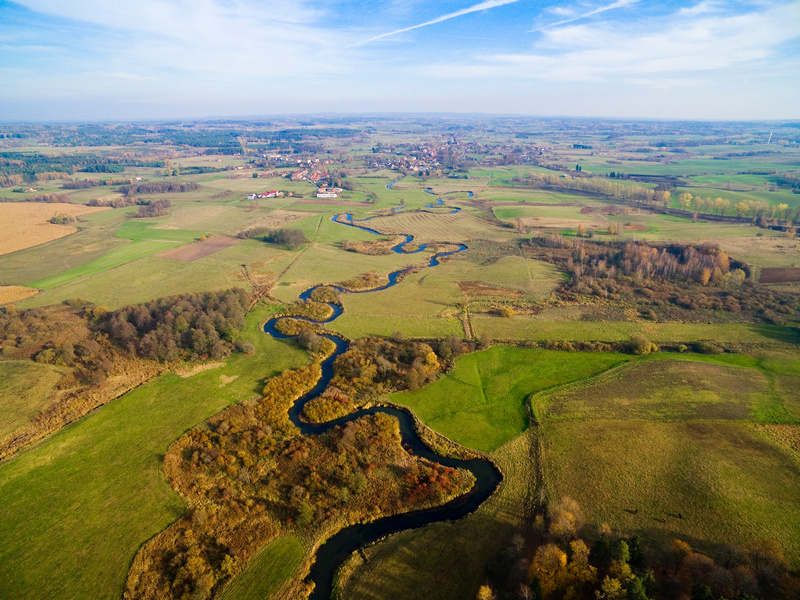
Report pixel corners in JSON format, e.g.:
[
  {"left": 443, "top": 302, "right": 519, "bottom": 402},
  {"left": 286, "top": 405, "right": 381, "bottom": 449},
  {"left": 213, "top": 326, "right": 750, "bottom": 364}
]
[{"left": 264, "top": 200, "right": 501, "bottom": 599}]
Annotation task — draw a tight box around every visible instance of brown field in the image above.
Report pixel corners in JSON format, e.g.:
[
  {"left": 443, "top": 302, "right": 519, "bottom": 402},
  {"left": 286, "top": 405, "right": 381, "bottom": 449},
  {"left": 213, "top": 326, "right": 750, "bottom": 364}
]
[
  {"left": 717, "top": 236, "right": 800, "bottom": 268},
  {"left": 0, "top": 286, "right": 39, "bottom": 304},
  {"left": 0, "top": 203, "right": 109, "bottom": 256},
  {"left": 759, "top": 267, "right": 800, "bottom": 283},
  {"left": 157, "top": 235, "right": 240, "bottom": 262},
  {"left": 235, "top": 209, "right": 318, "bottom": 234},
  {"left": 291, "top": 198, "right": 372, "bottom": 207},
  {"left": 365, "top": 211, "right": 512, "bottom": 243},
  {"left": 519, "top": 216, "right": 606, "bottom": 230},
  {"left": 173, "top": 362, "right": 224, "bottom": 378},
  {"left": 457, "top": 281, "right": 524, "bottom": 298}
]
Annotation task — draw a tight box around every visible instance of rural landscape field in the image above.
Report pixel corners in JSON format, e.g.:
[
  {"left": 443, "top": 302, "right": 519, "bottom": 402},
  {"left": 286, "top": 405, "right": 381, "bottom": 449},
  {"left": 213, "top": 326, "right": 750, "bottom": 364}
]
[{"left": 1, "top": 116, "right": 799, "bottom": 600}]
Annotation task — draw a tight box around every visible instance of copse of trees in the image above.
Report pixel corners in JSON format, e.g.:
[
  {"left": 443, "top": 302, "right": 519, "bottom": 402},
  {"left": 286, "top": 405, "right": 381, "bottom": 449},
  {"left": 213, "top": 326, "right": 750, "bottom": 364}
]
[
  {"left": 236, "top": 227, "right": 308, "bottom": 249},
  {"left": 103, "top": 288, "right": 250, "bottom": 361},
  {"left": 264, "top": 228, "right": 308, "bottom": 249},
  {"left": 118, "top": 181, "right": 199, "bottom": 194},
  {"left": 49, "top": 213, "right": 76, "bottom": 225},
  {"left": 132, "top": 198, "right": 171, "bottom": 218}
]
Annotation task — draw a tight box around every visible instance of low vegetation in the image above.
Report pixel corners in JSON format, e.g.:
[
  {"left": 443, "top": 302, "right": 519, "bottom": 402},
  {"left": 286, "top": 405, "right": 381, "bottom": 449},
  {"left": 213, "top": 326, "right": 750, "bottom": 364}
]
[{"left": 125, "top": 344, "right": 473, "bottom": 600}]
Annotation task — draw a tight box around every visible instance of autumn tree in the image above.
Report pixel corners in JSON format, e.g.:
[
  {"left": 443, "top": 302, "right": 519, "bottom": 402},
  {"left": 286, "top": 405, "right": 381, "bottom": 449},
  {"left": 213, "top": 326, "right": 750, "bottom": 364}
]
[{"left": 549, "top": 496, "right": 584, "bottom": 540}]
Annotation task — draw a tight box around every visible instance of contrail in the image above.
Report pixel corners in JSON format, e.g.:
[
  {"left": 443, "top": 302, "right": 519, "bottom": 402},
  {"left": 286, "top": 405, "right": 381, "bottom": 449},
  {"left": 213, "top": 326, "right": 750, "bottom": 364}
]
[
  {"left": 529, "top": 0, "right": 640, "bottom": 32},
  {"left": 347, "top": 0, "right": 521, "bottom": 48}
]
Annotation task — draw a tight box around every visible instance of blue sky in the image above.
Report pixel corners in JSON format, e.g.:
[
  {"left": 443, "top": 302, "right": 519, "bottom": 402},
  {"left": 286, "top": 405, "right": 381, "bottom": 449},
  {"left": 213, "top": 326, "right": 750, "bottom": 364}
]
[{"left": 1, "top": 0, "right": 799, "bottom": 120}]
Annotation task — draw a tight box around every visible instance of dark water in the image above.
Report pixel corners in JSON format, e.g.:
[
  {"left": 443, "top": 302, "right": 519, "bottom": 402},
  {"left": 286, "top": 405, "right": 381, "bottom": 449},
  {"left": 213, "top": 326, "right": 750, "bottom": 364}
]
[{"left": 264, "top": 207, "right": 501, "bottom": 599}]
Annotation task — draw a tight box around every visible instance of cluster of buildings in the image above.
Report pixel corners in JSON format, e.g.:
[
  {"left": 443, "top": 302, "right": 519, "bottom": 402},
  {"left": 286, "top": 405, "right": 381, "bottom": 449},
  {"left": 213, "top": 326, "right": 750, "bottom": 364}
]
[{"left": 245, "top": 191, "right": 285, "bottom": 200}]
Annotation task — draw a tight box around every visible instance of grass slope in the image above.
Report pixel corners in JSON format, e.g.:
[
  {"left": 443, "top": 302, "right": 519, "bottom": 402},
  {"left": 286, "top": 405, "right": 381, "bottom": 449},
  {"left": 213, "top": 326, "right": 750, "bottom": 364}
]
[
  {"left": 0, "top": 306, "right": 307, "bottom": 600},
  {"left": 220, "top": 536, "right": 305, "bottom": 600}
]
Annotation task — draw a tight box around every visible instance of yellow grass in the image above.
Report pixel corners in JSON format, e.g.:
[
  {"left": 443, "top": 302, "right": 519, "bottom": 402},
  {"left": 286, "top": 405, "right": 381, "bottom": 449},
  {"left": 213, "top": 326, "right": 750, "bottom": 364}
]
[
  {"left": 0, "top": 203, "right": 109, "bottom": 256},
  {"left": 173, "top": 362, "right": 224, "bottom": 378},
  {"left": 0, "top": 285, "right": 39, "bottom": 304}
]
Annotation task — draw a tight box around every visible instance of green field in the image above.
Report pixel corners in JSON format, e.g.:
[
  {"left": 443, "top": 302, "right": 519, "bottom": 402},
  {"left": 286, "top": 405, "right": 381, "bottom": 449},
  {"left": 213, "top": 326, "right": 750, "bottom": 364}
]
[
  {"left": 492, "top": 205, "right": 591, "bottom": 220},
  {"left": 0, "top": 306, "right": 307, "bottom": 600},
  {"left": 114, "top": 221, "right": 208, "bottom": 242},
  {"left": 472, "top": 317, "right": 800, "bottom": 345},
  {"left": 391, "top": 347, "right": 628, "bottom": 452},
  {"left": 29, "top": 239, "right": 183, "bottom": 290},
  {"left": 0, "top": 361, "right": 67, "bottom": 438},
  {"left": 334, "top": 254, "right": 560, "bottom": 322},
  {"left": 535, "top": 358, "right": 800, "bottom": 565},
  {"left": 22, "top": 239, "right": 293, "bottom": 309}
]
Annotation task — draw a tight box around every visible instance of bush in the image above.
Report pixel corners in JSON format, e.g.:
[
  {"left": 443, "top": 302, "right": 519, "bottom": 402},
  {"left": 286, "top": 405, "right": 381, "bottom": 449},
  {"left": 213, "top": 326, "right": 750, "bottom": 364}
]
[{"left": 629, "top": 335, "right": 658, "bottom": 356}]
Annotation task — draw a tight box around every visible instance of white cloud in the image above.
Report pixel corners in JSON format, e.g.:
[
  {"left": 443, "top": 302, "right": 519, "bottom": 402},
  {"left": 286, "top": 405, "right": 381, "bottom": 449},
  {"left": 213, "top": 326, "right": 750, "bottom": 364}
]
[
  {"left": 429, "top": 2, "right": 800, "bottom": 83},
  {"left": 677, "top": 1, "right": 724, "bottom": 17},
  {"left": 11, "top": 0, "right": 339, "bottom": 80},
  {"left": 530, "top": 0, "right": 641, "bottom": 32},
  {"left": 348, "top": 0, "right": 521, "bottom": 48}
]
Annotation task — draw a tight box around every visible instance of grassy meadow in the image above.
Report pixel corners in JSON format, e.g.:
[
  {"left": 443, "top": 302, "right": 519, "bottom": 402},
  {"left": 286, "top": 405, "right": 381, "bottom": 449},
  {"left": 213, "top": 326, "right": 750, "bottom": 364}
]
[
  {"left": 0, "top": 306, "right": 307, "bottom": 600},
  {"left": 535, "top": 357, "right": 800, "bottom": 566},
  {"left": 221, "top": 536, "right": 306, "bottom": 600}
]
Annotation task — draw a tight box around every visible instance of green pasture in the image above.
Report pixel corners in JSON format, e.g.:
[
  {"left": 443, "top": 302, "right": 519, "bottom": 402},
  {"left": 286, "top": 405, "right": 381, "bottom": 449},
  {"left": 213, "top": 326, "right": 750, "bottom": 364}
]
[
  {"left": 22, "top": 239, "right": 290, "bottom": 310},
  {"left": 0, "top": 360, "right": 68, "bottom": 438},
  {"left": 29, "top": 240, "right": 182, "bottom": 290},
  {"left": 330, "top": 314, "right": 464, "bottom": 339},
  {"left": 114, "top": 221, "right": 207, "bottom": 243},
  {"left": 391, "top": 346, "right": 628, "bottom": 452},
  {"left": 478, "top": 188, "right": 586, "bottom": 203},
  {"left": 594, "top": 158, "right": 800, "bottom": 177},
  {"left": 535, "top": 358, "right": 800, "bottom": 565},
  {"left": 271, "top": 241, "right": 435, "bottom": 303},
  {"left": 603, "top": 213, "right": 776, "bottom": 241},
  {"left": 673, "top": 186, "right": 800, "bottom": 209},
  {"left": 493, "top": 205, "right": 592, "bottom": 220},
  {"left": 689, "top": 173, "right": 775, "bottom": 187},
  {"left": 221, "top": 536, "right": 305, "bottom": 600},
  {"left": 0, "top": 306, "right": 308, "bottom": 600}
]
